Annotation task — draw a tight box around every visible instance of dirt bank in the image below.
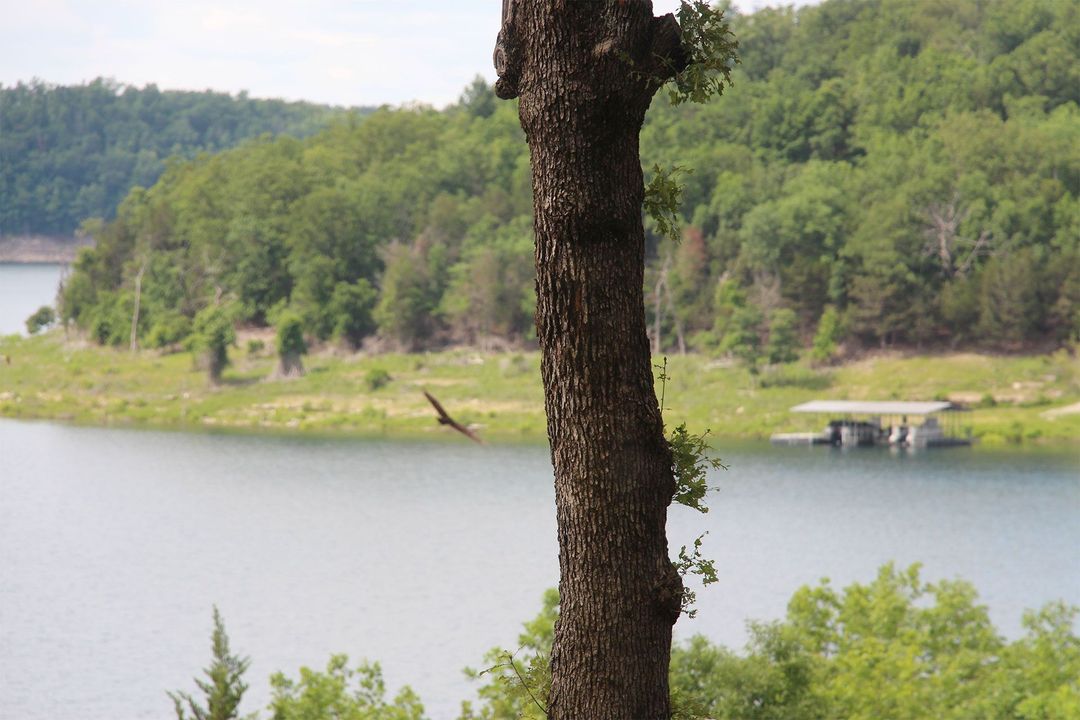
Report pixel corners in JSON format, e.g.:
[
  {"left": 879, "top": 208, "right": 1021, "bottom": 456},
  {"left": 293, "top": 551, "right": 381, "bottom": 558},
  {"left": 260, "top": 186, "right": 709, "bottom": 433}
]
[{"left": 0, "top": 235, "right": 92, "bottom": 263}]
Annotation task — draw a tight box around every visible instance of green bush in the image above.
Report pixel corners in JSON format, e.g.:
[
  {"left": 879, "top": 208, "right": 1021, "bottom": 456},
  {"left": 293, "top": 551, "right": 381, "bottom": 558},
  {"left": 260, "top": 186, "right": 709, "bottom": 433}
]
[
  {"left": 811, "top": 306, "right": 841, "bottom": 365},
  {"left": 147, "top": 312, "right": 192, "bottom": 350},
  {"left": 25, "top": 306, "right": 56, "bottom": 335},
  {"left": 766, "top": 308, "right": 800, "bottom": 365},
  {"left": 191, "top": 304, "right": 237, "bottom": 383},
  {"left": 329, "top": 279, "right": 377, "bottom": 347},
  {"left": 276, "top": 312, "right": 307, "bottom": 377},
  {"left": 365, "top": 367, "right": 391, "bottom": 391},
  {"left": 270, "top": 655, "right": 424, "bottom": 720}
]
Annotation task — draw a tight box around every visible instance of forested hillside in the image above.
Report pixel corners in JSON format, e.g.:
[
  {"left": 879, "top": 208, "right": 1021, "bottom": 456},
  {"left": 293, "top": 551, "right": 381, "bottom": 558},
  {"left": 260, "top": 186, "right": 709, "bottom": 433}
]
[
  {"left": 0, "top": 78, "right": 357, "bottom": 236},
  {"left": 60, "top": 0, "right": 1079, "bottom": 354}
]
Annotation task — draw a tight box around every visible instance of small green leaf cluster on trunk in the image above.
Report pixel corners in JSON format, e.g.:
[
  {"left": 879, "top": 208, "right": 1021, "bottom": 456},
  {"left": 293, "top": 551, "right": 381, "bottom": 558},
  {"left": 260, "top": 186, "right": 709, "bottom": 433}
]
[
  {"left": 656, "top": 356, "right": 725, "bottom": 618},
  {"left": 644, "top": 165, "right": 691, "bottom": 244},
  {"left": 667, "top": 0, "right": 740, "bottom": 106},
  {"left": 668, "top": 423, "right": 723, "bottom": 514},
  {"left": 668, "top": 421, "right": 725, "bottom": 618}
]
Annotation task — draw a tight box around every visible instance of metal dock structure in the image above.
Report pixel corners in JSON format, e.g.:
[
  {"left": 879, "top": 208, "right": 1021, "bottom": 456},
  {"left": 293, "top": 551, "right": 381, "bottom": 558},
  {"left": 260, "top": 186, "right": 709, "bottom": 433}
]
[{"left": 771, "top": 400, "right": 973, "bottom": 448}]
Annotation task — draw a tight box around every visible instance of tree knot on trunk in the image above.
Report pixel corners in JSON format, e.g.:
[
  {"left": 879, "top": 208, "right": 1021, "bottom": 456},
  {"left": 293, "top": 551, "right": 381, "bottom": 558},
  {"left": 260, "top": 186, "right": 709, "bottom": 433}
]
[
  {"left": 645, "top": 13, "right": 690, "bottom": 88},
  {"left": 493, "top": 0, "right": 523, "bottom": 99},
  {"left": 652, "top": 558, "right": 684, "bottom": 625}
]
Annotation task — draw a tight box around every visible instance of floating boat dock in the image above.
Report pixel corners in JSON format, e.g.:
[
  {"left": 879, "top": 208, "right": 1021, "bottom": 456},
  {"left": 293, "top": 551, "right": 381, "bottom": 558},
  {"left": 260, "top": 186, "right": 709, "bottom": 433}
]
[{"left": 771, "top": 400, "right": 973, "bottom": 448}]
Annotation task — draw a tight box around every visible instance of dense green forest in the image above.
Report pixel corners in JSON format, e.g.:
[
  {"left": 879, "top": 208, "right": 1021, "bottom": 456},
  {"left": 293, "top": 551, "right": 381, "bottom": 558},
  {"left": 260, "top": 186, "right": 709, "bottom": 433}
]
[
  {"left": 0, "top": 78, "right": 358, "bottom": 236},
  {"left": 59, "top": 0, "right": 1079, "bottom": 355}
]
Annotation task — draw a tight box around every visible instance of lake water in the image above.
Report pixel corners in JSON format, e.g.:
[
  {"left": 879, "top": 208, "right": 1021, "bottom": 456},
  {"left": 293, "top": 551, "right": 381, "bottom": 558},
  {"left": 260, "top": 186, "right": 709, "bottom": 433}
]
[
  {"left": 0, "top": 263, "right": 66, "bottom": 336},
  {"left": 1, "top": 418, "right": 1077, "bottom": 719}
]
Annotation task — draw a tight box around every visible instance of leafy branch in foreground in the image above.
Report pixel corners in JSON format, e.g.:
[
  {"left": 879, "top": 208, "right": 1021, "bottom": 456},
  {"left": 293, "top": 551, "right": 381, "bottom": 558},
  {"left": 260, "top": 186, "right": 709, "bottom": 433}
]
[
  {"left": 642, "top": 2, "right": 737, "bottom": 246},
  {"left": 675, "top": 533, "right": 719, "bottom": 619},
  {"left": 460, "top": 588, "right": 557, "bottom": 720},
  {"left": 474, "top": 649, "right": 549, "bottom": 719},
  {"left": 667, "top": 0, "right": 739, "bottom": 106},
  {"left": 669, "top": 423, "right": 725, "bottom": 514},
  {"left": 655, "top": 356, "right": 726, "bottom": 617},
  {"left": 168, "top": 607, "right": 249, "bottom": 720},
  {"left": 669, "top": 422, "right": 724, "bottom": 618},
  {"left": 644, "top": 164, "right": 691, "bottom": 244}
]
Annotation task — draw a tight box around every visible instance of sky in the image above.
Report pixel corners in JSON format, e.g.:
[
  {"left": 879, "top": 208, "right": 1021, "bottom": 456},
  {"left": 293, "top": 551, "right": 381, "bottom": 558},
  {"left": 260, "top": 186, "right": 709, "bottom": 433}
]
[{"left": 0, "top": 0, "right": 819, "bottom": 109}]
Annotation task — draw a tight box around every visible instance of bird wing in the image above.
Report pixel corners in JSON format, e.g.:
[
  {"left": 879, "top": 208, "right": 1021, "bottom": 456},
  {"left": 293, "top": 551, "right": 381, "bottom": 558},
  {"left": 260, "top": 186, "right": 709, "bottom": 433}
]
[
  {"left": 423, "top": 390, "right": 483, "bottom": 444},
  {"left": 449, "top": 418, "right": 484, "bottom": 444},
  {"left": 423, "top": 390, "right": 450, "bottom": 422}
]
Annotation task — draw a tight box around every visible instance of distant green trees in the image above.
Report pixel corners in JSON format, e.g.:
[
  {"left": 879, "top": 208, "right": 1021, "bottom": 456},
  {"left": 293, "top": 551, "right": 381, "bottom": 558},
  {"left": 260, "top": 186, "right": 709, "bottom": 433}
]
[
  {"left": 57, "top": 0, "right": 1079, "bottom": 355},
  {"left": 721, "top": 305, "right": 764, "bottom": 374},
  {"left": 765, "top": 309, "right": 800, "bottom": 365},
  {"left": 811, "top": 306, "right": 841, "bottom": 364},
  {"left": 0, "top": 79, "right": 355, "bottom": 237},
  {"left": 191, "top": 304, "right": 236, "bottom": 383},
  {"left": 276, "top": 311, "right": 306, "bottom": 377}
]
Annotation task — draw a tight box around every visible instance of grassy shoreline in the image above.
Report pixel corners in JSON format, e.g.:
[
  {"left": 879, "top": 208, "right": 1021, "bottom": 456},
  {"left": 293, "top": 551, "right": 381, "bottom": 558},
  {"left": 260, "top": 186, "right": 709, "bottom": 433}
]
[{"left": 1, "top": 331, "right": 1078, "bottom": 446}]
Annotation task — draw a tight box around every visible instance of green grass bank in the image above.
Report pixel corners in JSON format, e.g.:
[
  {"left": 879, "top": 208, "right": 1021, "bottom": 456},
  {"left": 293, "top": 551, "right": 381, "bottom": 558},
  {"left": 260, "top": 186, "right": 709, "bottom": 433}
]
[{"left": 1, "top": 331, "right": 1078, "bottom": 446}]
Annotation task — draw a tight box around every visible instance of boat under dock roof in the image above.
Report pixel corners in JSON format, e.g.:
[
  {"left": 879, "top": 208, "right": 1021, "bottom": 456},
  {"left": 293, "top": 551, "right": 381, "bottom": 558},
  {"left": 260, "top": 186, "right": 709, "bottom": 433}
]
[{"left": 791, "top": 400, "right": 956, "bottom": 415}]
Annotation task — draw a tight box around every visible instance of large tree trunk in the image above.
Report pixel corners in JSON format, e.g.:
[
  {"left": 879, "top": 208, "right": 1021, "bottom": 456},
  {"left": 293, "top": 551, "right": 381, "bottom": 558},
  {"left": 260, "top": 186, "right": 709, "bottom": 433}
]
[{"left": 495, "top": 2, "right": 687, "bottom": 717}]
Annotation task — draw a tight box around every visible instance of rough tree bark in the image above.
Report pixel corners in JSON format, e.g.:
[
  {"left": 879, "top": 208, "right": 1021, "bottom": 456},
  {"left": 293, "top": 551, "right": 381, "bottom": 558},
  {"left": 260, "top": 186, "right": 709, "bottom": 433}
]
[{"left": 495, "top": 2, "right": 689, "bottom": 717}]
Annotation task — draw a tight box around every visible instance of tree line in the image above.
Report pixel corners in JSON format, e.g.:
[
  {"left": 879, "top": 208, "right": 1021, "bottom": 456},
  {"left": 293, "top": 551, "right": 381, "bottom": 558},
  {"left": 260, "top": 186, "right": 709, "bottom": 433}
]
[
  {"left": 58, "top": 0, "right": 1079, "bottom": 356},
  {"left": 173, "top": 565, "right": 1080, "bottom": 719},
  {"left": 0, "top": 78, "right": 360, "bottom": 236}
]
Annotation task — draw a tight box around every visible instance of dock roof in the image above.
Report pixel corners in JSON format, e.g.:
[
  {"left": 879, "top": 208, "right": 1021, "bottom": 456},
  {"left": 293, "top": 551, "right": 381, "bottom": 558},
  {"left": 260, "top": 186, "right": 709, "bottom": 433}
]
[{"left": 791, "top": 400, "right": 955, "bottom": 415}]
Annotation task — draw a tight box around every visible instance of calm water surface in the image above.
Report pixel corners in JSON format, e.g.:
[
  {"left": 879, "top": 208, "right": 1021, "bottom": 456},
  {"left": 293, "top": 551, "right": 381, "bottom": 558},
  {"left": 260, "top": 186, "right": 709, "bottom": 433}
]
[
  {"left": 0, "top": 263, "right": 66, "bottom": 336},
  {"left": 1, "top": 418, "right": 1077, "bottom": 719}
]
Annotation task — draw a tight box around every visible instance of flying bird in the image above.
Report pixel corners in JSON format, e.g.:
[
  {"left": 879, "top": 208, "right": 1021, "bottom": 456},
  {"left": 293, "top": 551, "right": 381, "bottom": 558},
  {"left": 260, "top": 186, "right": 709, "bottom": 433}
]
[{"left": 423, "top": 390, "right": 483, "bottom": 444}]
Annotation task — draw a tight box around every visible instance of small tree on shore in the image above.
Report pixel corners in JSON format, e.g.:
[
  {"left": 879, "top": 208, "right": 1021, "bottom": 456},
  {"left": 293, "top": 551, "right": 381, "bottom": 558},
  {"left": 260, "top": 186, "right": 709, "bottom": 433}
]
[
  {"left": 169, "top": 606, "right": 249, "bottom": 720},
  {"left": 722, "top": 305, "right": 764, "bottom": 375},
  {"left": 811, "top": 305, "right": 842, "bottom": 365},
  {"left": 191, "top": 304, "right": 236, "bottom": 384},
  {"left": 25, "top": 305, "right": 56, "bottom": 335},
  {"left": 766, "top": 308, "right": 800, "bottom": 365},
  {"left": 276, "top": 311, "right": 307, "bottom": 377}
]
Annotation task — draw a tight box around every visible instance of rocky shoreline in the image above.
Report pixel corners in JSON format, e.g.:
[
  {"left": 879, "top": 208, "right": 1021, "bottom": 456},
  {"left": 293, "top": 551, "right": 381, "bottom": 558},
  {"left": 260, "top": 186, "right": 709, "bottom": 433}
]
[{"left": 0, "top": 235, "right": 92, "bottom": 263}]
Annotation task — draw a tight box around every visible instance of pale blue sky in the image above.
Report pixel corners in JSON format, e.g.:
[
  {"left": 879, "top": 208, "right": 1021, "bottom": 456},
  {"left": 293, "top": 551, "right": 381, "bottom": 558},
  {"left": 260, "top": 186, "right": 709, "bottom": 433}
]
[{"left": 0, "top": 0, "right": 818, "bottom": 108}]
